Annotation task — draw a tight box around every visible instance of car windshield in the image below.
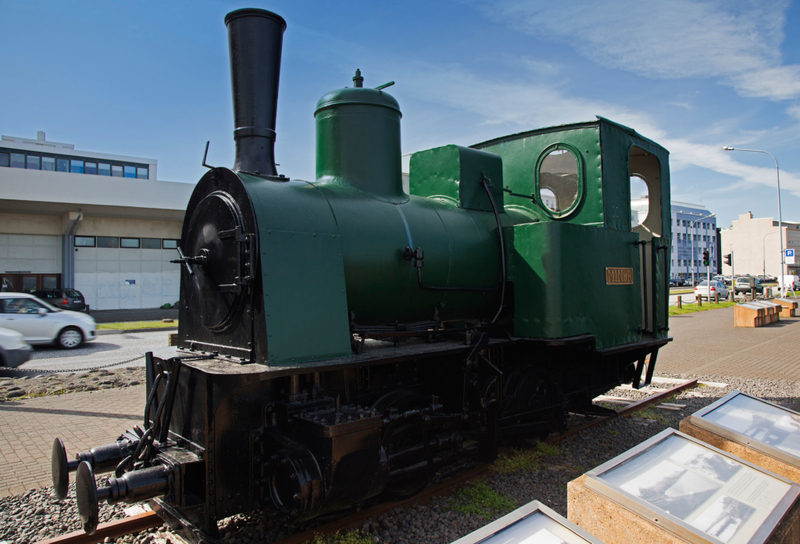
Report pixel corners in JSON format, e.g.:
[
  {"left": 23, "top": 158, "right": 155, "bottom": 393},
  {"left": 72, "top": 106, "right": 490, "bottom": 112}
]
[
  {"left": 66, "top": 290, "right": 82, "bottom": 298},
  {"left": 698, "top": 281, "right": 709, "bottom": 286}
]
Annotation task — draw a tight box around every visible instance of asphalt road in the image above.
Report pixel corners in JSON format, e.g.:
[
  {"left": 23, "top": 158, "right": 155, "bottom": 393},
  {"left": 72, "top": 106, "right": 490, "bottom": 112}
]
[{"left": 12, "top": 330, "right": 175, "bottom": 373}]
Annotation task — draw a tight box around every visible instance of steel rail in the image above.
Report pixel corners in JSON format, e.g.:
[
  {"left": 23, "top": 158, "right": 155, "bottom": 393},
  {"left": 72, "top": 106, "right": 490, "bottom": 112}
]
[
  {"left": 40, "top": 379, "right": 698, "bottom": 544},
  {"left": 37, "top": 511, "right": 163, "bottom": 544},
  {"left": 547, "top": 378, "right": 699, "bottom": 445}
]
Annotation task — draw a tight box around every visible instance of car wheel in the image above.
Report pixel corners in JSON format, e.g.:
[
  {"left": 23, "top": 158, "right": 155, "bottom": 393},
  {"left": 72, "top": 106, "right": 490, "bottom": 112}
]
[{"left": 58, "top": 327, "right": 83, "bottom": 349}]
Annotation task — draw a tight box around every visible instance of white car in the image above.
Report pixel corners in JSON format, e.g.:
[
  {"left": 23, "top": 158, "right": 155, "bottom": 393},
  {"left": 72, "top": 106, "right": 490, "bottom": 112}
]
[
  {"left": 695, "top": 280, "right": 730, "bottom": 301},
  {"left": 0, "top": 327, "right": 33, "bottom": 367},
  {"left": 0, "top": 293, "right": 97, "bottom": 349}
]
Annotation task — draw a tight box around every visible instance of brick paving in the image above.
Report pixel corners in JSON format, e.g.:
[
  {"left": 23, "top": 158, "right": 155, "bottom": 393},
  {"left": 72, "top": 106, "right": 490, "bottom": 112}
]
[
  {"left": 0, "top": 386, "right": 143, "bottom": 498},
  {"left": 658, "top": 304, "right": 800, "bottom": 380},
  {"left": 0, "top": 304, "right": 798, "bottom": 499}
]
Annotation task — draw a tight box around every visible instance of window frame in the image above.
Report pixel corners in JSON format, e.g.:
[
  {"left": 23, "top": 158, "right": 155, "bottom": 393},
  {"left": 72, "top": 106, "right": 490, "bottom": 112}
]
[
  {"left": 74, "top": 236, "right": 96, "bottom": 247},
  {"left": 534, "top": 143, "right": 584, "bottom": 220},
  {"left": 120, "top": 237, "right": 140, "bottom": 249}
]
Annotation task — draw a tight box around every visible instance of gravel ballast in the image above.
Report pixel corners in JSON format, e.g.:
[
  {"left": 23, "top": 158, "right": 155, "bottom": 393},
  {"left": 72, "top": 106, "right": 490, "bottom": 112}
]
[{"left": 0, "top": 372, "right": 797, "bottom": 544}]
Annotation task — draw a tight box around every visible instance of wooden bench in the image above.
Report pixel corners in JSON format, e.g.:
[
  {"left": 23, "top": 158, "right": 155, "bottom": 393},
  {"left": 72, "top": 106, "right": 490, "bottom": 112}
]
[
  {"left": 734, "top": 303, "right": 767, "bottom": 327},
  {"left": 775, "top": 298, "right": 799, "bottom": 318}
]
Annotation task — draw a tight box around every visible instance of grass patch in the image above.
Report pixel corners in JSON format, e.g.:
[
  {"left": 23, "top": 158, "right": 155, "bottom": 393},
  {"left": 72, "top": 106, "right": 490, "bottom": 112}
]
[
  {"left": 307, "top": 530, "right": 373, "bottom": 544},
  {"left": 669, "top": 300, "right": 737, "bottom": 316},
  {"left": 98, "top": 320, "right": 178, "bottom": 330},
  {"left": 636, "top": 407, "right": 672, "bottom": 425},
  {"left": 493, "top": 442, "right": 562, "bottom": 474},
  {"left": 448, "top": 481, "right": 515, "bottom": 519}
]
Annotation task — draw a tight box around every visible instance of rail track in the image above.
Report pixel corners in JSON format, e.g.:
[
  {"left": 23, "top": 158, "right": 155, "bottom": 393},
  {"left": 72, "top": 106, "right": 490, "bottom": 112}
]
[{"left": 38, "top": 379, "right": 698, "bottom": 544}]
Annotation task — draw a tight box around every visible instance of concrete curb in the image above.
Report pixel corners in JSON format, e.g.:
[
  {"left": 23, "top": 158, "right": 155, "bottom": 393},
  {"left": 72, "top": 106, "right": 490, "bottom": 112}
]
[{"left": 96, "top": 327, "right": 178, "bottom": 336}]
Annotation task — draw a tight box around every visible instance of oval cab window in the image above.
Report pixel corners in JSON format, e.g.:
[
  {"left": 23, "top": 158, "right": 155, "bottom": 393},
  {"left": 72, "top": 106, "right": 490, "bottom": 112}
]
[{"left": 538, "top": 147, "right": 581, "bottom": 216}]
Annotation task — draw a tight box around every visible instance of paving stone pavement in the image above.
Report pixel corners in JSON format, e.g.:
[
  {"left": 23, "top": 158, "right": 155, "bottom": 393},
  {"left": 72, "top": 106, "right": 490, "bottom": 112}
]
[
  {"left": 0, "top": 304, "right": 797, "bottom": 499},
  {"left": 0, "top": 385, "right": 144, "bottom": 498},
  {"left": 657, "top": 304, "right": 800, "bottom": 380}
]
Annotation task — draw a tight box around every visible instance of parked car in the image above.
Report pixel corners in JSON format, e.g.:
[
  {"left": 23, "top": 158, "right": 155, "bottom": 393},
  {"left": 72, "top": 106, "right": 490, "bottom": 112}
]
[
  {"left": 33, "top": 288, "right": 87, "bottom": 312},
  {"left": 782, "top": 275, "right": 799, "bottom": 292},
  {"left": 0, "top": 293, "right": 97, "bottom": 349},
  {"left": 0, "top": 327, "right": 32, "bottom": 367},
  {"left": 734, "top": 276, "right": 764, "bottom": 294},
  {"left": 695, "top": 280, "right": 730, "bottom": 300}
]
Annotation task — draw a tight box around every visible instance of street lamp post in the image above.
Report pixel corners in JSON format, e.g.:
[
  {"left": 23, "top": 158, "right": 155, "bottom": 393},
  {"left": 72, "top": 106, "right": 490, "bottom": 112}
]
[
  {"left": 723, "top": 147, "right": 785, "bottom": 296},
  {"left": 763, "top": 231, "right": 779, "bottom": 280},
  {"left": 690, "top": 213, "right": 715, "bottom": 286}
]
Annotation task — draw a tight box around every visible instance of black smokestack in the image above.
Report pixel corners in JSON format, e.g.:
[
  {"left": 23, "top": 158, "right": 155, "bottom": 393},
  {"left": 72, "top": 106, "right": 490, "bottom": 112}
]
[{"left": 225, "top": 8, "right": 286, "bottom": 177}]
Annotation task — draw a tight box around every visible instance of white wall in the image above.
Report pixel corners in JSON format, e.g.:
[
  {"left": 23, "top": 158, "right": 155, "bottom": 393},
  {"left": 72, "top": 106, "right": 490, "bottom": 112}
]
[
  {"left": 0, "top": 233, "right": 61, "bottom": 273},
  {"left": 75, "top": 247, "right": 179, "bottom": 310}
]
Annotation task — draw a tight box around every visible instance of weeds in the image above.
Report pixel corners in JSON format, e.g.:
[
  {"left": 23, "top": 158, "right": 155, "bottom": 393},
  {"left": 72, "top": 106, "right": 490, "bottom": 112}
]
[
  {"left": 492, "top": 441, "right": 562, "bottom": 474},
  {"left": 447, "top": 481, "right": 515, "bottom": 519},
  {"left": 636, "top": 407, "right": 672, "bottom": 425},
  {"left": 307, "top": 530, "right": 373, "bottom": 544}
]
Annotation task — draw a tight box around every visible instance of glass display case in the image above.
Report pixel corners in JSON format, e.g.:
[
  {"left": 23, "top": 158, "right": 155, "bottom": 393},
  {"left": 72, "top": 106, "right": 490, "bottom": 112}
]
[
  {"left": 690, "top": 391, "right": 800, "bottom": 468},
  {"left": 451, "top": 500, "right": 604, "bottom": 544},
  {"left": 583, "top": 429, "right": 800, "bottom": 544}
]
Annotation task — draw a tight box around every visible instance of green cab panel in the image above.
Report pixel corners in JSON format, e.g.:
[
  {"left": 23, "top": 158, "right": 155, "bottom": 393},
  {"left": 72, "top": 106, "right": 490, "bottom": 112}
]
[{"left": 508, "top": 221, "right": 642, "bottom": 349}]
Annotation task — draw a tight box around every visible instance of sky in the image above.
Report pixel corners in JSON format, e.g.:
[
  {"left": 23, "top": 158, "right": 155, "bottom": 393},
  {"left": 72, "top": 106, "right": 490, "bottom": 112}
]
[{"left": 2, "top": 0, "right": 800, "bottom": 229}]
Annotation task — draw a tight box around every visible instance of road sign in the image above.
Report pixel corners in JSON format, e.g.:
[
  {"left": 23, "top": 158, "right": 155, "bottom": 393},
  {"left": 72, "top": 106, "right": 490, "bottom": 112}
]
[{"left": 787, "top": 249, "right": 796, "bottom": 265}]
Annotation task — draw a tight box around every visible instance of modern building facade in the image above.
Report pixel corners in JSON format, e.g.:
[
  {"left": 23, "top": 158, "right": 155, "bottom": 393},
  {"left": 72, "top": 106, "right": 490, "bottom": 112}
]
[
  {"left": 719, "top": 212, "right": 800, "bottom": 279},
  {"left": 0, "top": 131, "right": 194, "bottom": 310},
  {"left": 632, "top": 199, "right": 717, "bottom": 281}
]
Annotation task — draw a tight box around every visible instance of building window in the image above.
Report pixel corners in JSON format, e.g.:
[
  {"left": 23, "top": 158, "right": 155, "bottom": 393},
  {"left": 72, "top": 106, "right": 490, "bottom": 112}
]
[
  {"left": 98, "top": 163, "right": 111, "bottom": 176},
  {"left": 142, "top": 238, "right": 161, "bottom": 249},
  {"left": 120, "top": 238, "right": 140, "bottom": 248},
  {"left": 75, "top": 236, "right": 96, "bottom": 247},
  {"left": 137, "top": 167, "right": 148, "bottom": 179},
  {"left": 10, "top": 153, "right": 24, "bottom": 168},
  {"left": 97, "top": 236, "right": 119, "bottom": 248},
  {"left": 112, "top": 165, "right": 124, "bottom": 177},
  {"left": 26, "top": 155, "right": 40, "bottom": 169},
  {"left": 57, "top": 158, "right": 69, "bottom": 172},
  {"left": 162, "top": 239, "right": 179, "bottom": 249},
  {"left": 124, "top": 165, "right": 136, "bottom": 178},
  {"left": 70, "top": 160, "right": 84, "bottom": 174},
  {"left": 42, "top": 157, "right": 55, "bottom": 171},
  {"left": 85, "top": 162, "right": 97, "bottom": 175},
  {"left": 0, "top": 152, "right": 8, "bottom": 167}
]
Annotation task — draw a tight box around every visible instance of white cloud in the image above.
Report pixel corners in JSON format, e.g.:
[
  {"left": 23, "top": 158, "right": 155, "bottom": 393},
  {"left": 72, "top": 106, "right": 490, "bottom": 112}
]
[
  {"left": 397, "top": 60, "right": 800, "bottom": 198},
  {"left": 480, "top": 0, "right": 800, "bottom": 101}
]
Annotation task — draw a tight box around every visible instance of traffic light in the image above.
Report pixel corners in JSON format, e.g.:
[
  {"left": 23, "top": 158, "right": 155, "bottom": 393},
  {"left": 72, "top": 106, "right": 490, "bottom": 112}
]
[
  {"left": 703, "top": 250, "right": 710, "bottom": 266},
  {"left": 724, "top": 253, "right": 732, "bottom": 266}
]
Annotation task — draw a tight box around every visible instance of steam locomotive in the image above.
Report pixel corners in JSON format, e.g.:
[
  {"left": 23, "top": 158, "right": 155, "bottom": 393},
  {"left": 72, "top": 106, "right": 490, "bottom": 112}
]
[{"left": 51, "top": 8, "right": 672, "bottom": 542}]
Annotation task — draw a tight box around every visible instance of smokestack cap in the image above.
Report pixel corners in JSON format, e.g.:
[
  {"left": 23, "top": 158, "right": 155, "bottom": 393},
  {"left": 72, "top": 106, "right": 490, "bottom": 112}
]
[{"left": 225, "top": 8, "right": 286, "bottom": 29}]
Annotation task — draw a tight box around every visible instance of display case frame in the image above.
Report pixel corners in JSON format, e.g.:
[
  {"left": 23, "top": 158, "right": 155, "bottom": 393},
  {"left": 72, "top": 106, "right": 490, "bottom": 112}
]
[
  {"left": 583, "top": 428, "right": 800, "bottom": 544},
  {"left": 451, "top": 499, "right": 604, "bottom": 544},
  {"left": 689, "top": 391, "right": 800, "bottom": 470}
]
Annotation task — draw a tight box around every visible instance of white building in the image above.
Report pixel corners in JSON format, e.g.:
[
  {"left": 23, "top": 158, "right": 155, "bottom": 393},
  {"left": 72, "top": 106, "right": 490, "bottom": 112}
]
[
  {"left": 0, "top": 131, "right": 194, "bottom": 310},
  {"left": 719, "top": 212, "right": 800, "bottom": 279},
  {"left": 632, "top": 198, "right": 718, "bottom": 281}
]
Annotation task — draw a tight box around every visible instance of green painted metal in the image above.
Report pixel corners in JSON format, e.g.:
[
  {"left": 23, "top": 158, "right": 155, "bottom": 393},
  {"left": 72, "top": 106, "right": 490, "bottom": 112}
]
[
  {"left": 508, "top": 221, "right": 642, "bottom": 349},
  {"left": 315, "top": 85, "right": 406, "bottom": 202},
  {"left": 239, "top": 174, "right": 352, "bottom": 366},
  {"left": 408, "top": 145, "right": 504, "bottom": 212},
  {"left": 231, "top": 114, "right": 671, "bottom": 365},
  {"left": 474, "top": 124, "right": 603, "bottom": 226},
  {"left": 651, "top": 237, "right": 670, "bottom": 339}
]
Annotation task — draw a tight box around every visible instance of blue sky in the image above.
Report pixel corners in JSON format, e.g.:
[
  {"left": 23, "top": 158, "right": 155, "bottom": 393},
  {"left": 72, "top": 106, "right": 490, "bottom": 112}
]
[{"left": 2, "top": 0, "right": 799, "bottom": 228}]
